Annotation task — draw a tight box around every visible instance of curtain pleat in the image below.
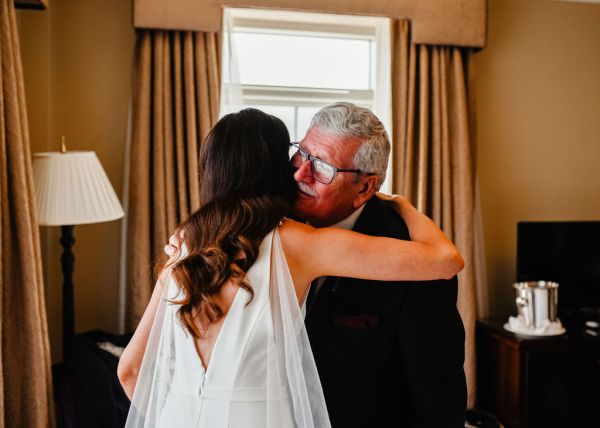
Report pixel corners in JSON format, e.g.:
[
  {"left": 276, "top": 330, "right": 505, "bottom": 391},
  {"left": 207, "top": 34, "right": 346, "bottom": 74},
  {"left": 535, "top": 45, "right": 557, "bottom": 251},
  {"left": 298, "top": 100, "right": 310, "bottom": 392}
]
[
  {"left": 125, "top": 30, "right": 220, "bottom": 329},
  {"left": 391, "top": 19, "right": 480, "bottom": 407},
  {"left": 0, "top": 0, "right": 55, "bottom": 425}
]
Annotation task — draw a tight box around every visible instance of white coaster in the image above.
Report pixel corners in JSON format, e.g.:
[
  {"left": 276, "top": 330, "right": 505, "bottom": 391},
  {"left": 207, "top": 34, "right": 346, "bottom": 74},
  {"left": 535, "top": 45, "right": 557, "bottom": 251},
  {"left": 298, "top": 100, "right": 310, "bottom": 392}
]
[{"left": 503, "top": 315, "right": 566, "bottom": 337}]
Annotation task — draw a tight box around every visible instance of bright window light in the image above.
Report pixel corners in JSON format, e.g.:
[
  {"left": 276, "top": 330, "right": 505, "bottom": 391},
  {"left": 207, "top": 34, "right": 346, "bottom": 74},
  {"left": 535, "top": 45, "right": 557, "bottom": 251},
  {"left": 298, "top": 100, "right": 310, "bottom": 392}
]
[
  {"left": 246, "top": 104, "right": 296, "bottom": 139},
  {"left": 297, "top": 106, "right": 321, "bottom": 137},
  {"left": 234, "top": 32, "right": 371, "bottom": 90}
]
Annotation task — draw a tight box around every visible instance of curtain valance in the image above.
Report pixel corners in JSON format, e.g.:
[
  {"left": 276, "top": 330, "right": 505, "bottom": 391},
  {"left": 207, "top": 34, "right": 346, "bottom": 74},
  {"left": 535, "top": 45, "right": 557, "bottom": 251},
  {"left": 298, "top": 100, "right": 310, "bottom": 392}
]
[
  {"left": 15, "top": 0, "right": 47, "bottom": 9},
  {"left": 133, "top": 0, "right": 487, "bottom": 48}
]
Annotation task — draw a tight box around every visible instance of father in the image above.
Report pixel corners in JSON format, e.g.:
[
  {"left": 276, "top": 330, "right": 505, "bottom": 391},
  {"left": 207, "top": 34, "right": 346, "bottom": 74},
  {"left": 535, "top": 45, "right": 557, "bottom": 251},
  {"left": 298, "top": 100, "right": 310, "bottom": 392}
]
[{"left": 291, "top": 102, "right": 466, "bottom": 427}]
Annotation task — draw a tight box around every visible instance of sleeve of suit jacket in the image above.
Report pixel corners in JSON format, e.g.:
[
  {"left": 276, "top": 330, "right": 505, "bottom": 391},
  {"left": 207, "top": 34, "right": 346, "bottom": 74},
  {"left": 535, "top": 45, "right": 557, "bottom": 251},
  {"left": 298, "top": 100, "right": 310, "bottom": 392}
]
[{"left": 397, "top": 276, "right": 467, "bottom": 427}]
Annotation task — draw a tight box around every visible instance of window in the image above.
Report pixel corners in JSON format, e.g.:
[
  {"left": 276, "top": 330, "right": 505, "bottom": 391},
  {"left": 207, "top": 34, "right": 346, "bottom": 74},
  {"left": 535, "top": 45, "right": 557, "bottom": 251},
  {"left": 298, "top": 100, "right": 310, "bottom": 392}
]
[{"left": 222, "top": 8, "right": 392, "bottom": 192}]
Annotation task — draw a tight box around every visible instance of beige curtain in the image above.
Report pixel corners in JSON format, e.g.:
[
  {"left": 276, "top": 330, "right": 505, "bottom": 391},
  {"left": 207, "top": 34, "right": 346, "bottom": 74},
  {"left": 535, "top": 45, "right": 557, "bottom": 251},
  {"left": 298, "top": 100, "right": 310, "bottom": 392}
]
[
  {"left": 0, "top": 0, "right": 55, "bottom": 426},
  {"left": 391, "top": 19, "right": 480, "bottom": 407},
  {"left": 125, "top": 30, "right": 221, "bottom": 330}
]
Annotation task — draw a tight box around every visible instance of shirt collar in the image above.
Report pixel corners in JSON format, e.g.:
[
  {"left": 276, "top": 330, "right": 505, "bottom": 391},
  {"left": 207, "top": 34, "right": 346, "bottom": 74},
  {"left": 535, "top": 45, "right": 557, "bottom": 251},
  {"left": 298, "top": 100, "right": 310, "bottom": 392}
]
[{"left": 329, "top": 204, "right": 366, "bottom": 230}]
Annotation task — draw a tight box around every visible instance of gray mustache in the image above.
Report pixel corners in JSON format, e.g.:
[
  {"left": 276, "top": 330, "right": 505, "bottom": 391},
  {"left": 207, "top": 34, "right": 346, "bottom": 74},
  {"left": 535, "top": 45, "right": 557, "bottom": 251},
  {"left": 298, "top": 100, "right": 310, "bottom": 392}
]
[{"left": 298, "top": 182, "right": 317, "bottom": 197}]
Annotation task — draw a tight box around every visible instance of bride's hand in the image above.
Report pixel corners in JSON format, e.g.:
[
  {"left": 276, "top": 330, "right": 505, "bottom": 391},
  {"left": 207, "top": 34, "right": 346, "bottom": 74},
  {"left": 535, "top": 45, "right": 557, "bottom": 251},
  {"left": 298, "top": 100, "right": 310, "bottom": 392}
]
[
  {"left": 376, "top": 192, "right": 409, "bottom": 216},
  {"left": 164, "top": 230, "right": 185, "bottom": 262}
]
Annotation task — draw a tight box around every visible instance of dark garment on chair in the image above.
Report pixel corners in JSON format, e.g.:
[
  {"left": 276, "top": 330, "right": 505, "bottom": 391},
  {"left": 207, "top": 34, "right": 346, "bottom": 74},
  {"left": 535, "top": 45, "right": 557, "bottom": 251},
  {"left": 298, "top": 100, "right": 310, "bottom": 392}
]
[
  {"left": 53, "top": 330, "right": 132, "bottom": 428},
  {"left": 305, "top": 196, "right": 467, "bottom": 428}
]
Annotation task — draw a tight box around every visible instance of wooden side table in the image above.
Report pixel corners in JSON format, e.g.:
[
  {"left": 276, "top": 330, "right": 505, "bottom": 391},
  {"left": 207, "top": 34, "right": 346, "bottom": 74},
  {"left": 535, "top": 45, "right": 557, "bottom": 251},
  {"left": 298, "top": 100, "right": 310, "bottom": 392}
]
[{"left": 476, "top": 318, "right": 600, "bottom": 428}]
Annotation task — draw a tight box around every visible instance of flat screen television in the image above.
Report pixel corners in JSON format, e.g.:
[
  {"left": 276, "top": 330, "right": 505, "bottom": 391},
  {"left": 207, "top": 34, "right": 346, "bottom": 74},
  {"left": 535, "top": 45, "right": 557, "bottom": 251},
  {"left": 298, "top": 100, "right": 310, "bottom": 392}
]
[{"left": 517, "top": 221, "right": 600, "bottom": 317}]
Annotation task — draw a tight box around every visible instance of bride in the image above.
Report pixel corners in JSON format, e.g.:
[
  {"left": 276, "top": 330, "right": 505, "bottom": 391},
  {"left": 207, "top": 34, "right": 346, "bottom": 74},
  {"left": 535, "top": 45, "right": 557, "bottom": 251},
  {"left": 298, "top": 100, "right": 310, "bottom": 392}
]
[{"left": 118, "top": 108, "right": 463, "bottom": 427}]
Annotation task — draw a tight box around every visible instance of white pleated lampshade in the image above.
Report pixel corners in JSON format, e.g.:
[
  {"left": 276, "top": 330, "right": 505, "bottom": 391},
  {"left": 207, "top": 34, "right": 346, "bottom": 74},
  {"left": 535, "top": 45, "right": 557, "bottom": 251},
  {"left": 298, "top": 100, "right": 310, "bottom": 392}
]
[{"left": 32, "top": 151, "right": 124, "bottom": 226}]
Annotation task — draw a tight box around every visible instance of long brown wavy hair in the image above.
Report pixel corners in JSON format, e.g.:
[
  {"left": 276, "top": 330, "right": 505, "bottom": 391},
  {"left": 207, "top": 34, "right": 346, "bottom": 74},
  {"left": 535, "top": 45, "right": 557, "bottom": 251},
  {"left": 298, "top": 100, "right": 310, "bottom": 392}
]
[{"left": 169, "top": 109, "right": 296, "bottom": 338}]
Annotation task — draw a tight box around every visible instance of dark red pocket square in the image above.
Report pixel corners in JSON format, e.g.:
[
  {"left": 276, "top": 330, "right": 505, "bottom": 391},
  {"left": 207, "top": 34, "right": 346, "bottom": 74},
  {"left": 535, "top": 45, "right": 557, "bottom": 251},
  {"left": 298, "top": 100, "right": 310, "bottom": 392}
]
[{"left": 334, "top": 314, "right": 381, "bottom": 329}]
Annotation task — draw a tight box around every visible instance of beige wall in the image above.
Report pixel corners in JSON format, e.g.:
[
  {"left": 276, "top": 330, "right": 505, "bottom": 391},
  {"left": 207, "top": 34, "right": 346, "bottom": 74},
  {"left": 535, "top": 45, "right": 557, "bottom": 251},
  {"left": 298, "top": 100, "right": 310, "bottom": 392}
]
[
  {"left": 18, "top": 0, "right": 134, "bottom": 362},
  {"left": 476, "top": 0, "right": 600, "bottom": 317},
  {"left": 16, "top": 0, "right": 600, "bottom": 361}
]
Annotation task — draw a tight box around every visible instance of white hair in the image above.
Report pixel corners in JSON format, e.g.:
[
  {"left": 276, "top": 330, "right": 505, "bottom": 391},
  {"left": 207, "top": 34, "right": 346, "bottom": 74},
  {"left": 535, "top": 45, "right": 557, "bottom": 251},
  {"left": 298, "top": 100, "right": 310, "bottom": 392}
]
[{"left": 309, "top": 102, "right": 390, "bottom": 189}]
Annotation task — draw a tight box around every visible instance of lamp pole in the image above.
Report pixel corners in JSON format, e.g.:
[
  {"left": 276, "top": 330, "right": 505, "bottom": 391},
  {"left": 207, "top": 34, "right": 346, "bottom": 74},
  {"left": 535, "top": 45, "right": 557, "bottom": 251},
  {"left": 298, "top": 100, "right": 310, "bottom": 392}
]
[{"left": 60, "top": 224, "right": 75, "bottom": 357}]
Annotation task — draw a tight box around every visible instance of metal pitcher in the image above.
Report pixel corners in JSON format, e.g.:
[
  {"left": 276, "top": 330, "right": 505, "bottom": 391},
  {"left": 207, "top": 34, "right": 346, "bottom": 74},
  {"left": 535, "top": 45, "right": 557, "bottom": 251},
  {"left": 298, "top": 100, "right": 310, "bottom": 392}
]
[{"left": 513, "top": 281, "right": 559, "bottom": 329}]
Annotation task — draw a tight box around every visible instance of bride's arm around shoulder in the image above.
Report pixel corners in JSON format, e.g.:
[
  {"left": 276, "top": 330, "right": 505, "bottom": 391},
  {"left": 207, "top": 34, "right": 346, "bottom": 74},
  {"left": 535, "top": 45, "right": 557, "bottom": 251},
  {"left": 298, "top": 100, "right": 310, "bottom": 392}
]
[
  {"left": 279, "top": 197, "right": 463, "bottom": 299},
  {"left": 117, "top": 269, "right": 170, "bottom": 400}
]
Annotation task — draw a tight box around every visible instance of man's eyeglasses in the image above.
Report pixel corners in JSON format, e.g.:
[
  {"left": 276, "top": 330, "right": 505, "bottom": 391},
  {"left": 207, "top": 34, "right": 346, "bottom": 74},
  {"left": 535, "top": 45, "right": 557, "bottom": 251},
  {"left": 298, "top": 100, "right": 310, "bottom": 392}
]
[{"left": 288, "top": 142, "right": 368, "bottom": 185}]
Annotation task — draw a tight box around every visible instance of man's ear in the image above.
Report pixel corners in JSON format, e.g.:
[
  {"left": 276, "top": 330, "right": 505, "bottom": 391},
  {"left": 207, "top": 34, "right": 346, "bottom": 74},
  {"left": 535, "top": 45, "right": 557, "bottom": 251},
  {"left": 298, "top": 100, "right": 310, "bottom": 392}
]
[{"left": 353, "top": 175, "right": 379, "bottom": 208}]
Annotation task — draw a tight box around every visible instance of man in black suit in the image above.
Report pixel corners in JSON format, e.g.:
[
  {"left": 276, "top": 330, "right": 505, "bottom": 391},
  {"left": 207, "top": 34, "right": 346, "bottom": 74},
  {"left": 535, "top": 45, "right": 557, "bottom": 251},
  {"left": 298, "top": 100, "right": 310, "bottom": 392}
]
[{"left": 291, "top": 102, "right": 466, "bottom": 427}]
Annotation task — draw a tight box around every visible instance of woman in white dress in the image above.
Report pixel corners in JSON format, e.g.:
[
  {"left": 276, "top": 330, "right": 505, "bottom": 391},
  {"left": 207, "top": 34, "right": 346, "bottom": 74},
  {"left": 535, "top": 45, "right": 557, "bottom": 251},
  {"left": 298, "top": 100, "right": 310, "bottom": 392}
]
[{"left": 118, "top": 108, "right": 463, "bottom": 428}]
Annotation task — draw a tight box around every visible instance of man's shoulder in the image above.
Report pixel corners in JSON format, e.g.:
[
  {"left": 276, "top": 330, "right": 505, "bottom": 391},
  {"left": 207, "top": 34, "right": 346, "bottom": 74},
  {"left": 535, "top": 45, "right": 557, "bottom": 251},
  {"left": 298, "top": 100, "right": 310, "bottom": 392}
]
[{"left": 353, "top": 196, "right": 410, "bottom": 239}]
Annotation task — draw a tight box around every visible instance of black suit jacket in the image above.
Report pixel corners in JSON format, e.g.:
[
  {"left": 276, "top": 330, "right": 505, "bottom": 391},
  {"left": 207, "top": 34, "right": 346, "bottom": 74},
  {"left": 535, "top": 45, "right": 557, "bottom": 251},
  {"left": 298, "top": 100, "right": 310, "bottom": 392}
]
[{"left": 305, "top": 196, "right": 466, "bottom": 428}]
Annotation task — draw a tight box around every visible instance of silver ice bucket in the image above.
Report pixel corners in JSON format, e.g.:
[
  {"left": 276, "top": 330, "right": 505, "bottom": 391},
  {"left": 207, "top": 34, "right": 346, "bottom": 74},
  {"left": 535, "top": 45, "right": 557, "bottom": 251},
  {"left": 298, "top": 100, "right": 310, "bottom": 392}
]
[{"left": 513, "top": 281, "right": 559, "bottom": 329}]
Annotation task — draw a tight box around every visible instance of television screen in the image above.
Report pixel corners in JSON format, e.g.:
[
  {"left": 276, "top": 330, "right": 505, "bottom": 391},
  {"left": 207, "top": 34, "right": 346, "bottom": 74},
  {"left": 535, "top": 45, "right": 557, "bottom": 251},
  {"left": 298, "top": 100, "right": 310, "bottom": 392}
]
[{"left": 517, "top": 221, "right": 600, "bottom": 316}]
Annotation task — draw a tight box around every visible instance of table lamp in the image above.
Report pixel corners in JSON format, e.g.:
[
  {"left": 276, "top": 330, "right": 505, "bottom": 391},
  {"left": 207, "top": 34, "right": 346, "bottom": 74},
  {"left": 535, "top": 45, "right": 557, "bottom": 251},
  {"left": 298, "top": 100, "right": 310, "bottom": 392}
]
[{"left": 32, "top": 137, "right": 124, "bottom": 356}]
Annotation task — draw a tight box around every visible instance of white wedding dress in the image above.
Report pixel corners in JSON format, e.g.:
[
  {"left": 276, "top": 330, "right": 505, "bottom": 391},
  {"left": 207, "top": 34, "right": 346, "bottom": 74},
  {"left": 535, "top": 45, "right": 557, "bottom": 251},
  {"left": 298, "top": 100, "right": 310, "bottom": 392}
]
[{"left": 125, "top": 228, "right": 330, "bottom": 428}]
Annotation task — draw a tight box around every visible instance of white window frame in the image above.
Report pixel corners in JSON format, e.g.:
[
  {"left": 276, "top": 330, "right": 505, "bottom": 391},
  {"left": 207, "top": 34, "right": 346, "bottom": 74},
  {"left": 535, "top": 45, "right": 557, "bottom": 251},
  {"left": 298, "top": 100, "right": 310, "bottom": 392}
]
[{"left": 225, "top": 8, "right": 392, "bottom": 192}]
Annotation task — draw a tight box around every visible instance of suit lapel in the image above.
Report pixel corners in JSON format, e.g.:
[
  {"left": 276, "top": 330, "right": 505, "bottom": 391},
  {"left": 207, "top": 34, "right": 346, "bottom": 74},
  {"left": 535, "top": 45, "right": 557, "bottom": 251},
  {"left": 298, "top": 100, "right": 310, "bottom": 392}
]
[{"left": 306, "top": 276, "right": 340, "bottom": 317}]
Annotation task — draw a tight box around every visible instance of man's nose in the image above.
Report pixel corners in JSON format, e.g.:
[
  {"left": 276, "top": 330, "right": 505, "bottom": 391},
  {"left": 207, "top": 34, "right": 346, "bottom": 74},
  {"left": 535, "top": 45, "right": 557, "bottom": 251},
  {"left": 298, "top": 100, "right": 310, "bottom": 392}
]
[{"left": 293, "top": 159, "right": 314, "bottom": 183}]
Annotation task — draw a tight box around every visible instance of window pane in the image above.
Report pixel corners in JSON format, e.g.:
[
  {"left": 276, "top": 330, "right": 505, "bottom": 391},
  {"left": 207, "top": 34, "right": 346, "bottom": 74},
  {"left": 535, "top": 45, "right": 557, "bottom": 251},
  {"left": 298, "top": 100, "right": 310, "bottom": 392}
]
[
  {"left": 234, "top": 32, "right": 371, "bottom": 90},
  {"left": 297, "top": 106, "right": 322, "bottom": 140},
  {"left": 246, "top": 105, "right": 296, "bottom": 139}
]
